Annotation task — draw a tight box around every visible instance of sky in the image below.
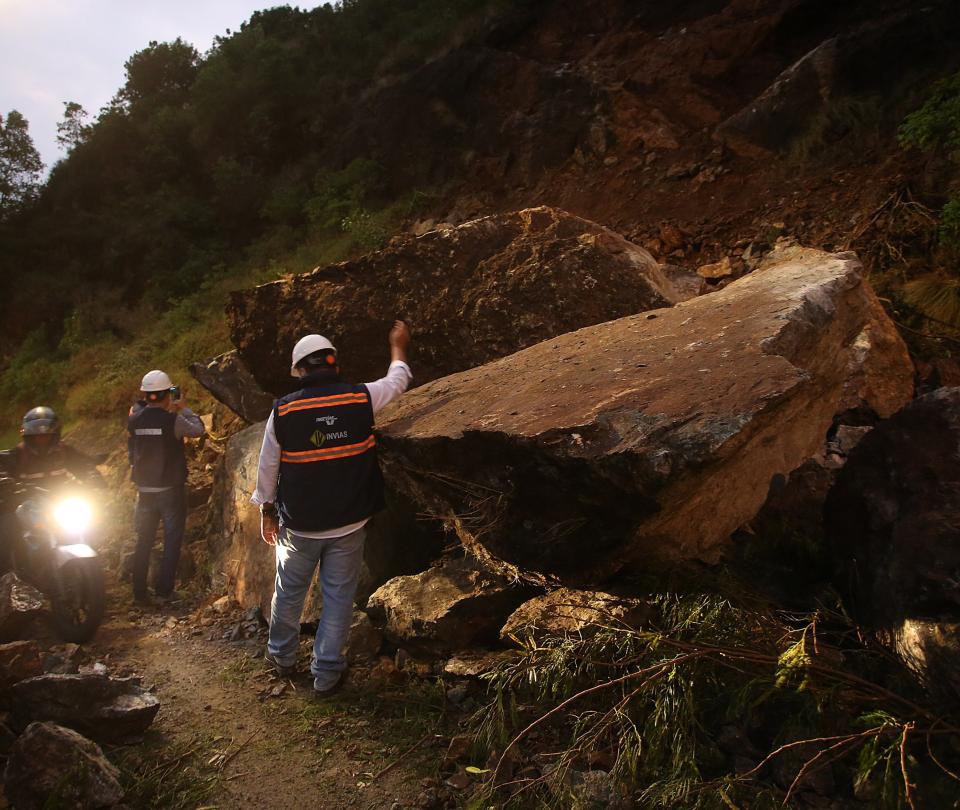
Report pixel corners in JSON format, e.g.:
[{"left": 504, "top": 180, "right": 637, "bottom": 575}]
[{"left": 0, "top": 1, "right": 318, "bottom": 169}]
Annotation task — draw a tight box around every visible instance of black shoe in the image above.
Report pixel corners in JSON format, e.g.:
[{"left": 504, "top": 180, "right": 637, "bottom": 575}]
[
  {"left": 133, "top": 593, "right": 154, "bottom": 608},
  {"left": 312, "top": 671, "right": 345, "bottom": 699},
  {"left": 155, "top": 590, "right": 181, "bottom": 604},
  {"left": 264, "top": 651, "right": 297, "bottom": 678}
]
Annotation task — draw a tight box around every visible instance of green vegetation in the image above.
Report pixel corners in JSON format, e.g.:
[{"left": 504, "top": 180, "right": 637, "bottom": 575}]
[
  {"left": 112, "top": 733, "right": 223, "bottom": 809},
  {"left": 468, "top": 595, "right": 960, "bottom": 808},
  {"left": 900, "top": 68, "right": 960, "bottom": 253},
  {"left": 0, "top": 0, "right": 499, "bottom": 432}
]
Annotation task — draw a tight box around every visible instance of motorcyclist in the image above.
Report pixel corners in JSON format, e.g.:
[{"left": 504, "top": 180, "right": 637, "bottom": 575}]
[{"left": 0, "top": 407, "right": 103, "bottom": 571}]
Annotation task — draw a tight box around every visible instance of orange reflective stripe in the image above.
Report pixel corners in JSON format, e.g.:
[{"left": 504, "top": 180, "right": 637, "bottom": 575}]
[
  {"left": 280, "top": 435, "right": 376, "bottom": 463},
  {"left": 277, "top": 392, "right": 369, "bottom": 416}
]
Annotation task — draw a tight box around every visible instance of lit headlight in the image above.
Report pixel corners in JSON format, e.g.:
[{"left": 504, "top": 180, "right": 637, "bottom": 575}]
[{"left": 53, "top": 498, "right": 93, "bottom": 533}]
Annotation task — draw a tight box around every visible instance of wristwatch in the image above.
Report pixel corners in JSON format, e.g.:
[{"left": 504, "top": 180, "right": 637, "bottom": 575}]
[{"left": 260, "top": 503, "right": 277, "bottom": 516}]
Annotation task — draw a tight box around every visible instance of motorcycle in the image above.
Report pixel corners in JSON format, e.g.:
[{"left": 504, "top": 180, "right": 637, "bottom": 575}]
[{"left": 11, "top": 484, "right": 105, "bottom": 643}]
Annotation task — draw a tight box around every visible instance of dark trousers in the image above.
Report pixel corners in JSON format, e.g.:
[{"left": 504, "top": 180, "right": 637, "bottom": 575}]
[{"left": 133, "top": 486, "right": 186, "bottom": 598}]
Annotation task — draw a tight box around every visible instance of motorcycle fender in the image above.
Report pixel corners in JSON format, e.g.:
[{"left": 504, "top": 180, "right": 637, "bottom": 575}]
[{"left": 55, "top": 545, "right": 98, "bottom": 566}]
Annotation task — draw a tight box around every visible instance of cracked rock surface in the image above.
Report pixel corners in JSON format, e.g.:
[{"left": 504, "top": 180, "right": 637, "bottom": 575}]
[{"left": 377, "top": 244, "right": 913, "bottom": 584}]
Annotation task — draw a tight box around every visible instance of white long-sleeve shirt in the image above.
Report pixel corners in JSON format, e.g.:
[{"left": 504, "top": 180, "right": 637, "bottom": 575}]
[{"left": 250, "top": 360, "right": 412, "bottom": 538}]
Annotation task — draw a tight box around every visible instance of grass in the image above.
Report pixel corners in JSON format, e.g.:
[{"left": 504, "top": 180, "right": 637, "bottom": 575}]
[
  {"left": 111, "top": 733, "right": 224, "bottom": 810},
  {"left": 219, "top": 654, "right": 256, "bottom": 687}
]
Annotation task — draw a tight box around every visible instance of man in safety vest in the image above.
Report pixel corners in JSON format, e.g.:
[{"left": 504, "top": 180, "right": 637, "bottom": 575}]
[
  {"left": 128, "top": 370, "right": 205, "bottom": 605},
  {"left": 252, "top": 320, "right": 411, "bottom": 696}
]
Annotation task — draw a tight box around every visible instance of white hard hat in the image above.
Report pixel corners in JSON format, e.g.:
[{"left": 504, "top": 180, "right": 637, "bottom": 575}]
[
  {"left": 291, "top": 334, "right": 336, "bottom": 376},
  {"left": 141, "top": 369, "right": 173, "bottom": 392}
]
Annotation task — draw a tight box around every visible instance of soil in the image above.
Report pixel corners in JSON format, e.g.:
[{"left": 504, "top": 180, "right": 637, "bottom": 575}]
[{"left": 85, "top": 583, "right": 462, "bottom": 810}]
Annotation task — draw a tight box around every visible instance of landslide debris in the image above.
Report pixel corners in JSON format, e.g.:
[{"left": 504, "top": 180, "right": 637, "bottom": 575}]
[
  {"left": 376, "top": 243, "right": 913, "bottom": 585},
  {"left": 227, "top": 206, "right": 681, "bottom": 396}
]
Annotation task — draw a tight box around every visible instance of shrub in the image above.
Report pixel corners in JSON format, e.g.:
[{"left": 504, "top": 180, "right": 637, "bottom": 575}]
[{"left": 899, "top": 70, "right": 960, "bottom": 156}]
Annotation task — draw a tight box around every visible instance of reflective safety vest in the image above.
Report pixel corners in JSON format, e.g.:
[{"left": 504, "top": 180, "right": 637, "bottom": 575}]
[
  {"left": 273, "top": 378, "right": 385, "bottom": 532},
  {"left": 127, "top": 406, "right": 188, "bottom": 489}
]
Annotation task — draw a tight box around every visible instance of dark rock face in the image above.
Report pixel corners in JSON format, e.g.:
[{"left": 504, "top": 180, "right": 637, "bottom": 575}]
[
  {"left": 3, "top": 722, "right": 123, "bottom": 810},
  {"left": 366, "top": 558, "right": 536, "bottom": 653},
  {"left": 377, "top": 245, "right": 913, "bottom": 585},
  {"left": 717, "top": 2, "right": 960, "bottom": 156},
  {"left": 190, "top": 349, "right": 274, "bottom": 423},
  {"left": 0, "top": 640, "right": 43, "bottom": 693},
  {"left": 10, "top": 673, "right": 160, "bottom": 743},
  {"left": 228, "top": 207, "right": 680, "bottom": 396},
  {"left": 0, "top": 572, "right": 45, "bottom": 642},
  {"left": 826, "top": 388, "right": 960, "bottom": 628}
]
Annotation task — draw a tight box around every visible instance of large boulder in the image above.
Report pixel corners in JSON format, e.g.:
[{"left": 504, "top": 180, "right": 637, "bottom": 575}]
[
  {"left": 376, "top": 244, "right": 913, "bottom": 584},
  {"left": 0, "top": 572, "right": 45, "bottom": 642},
  {"left": 10, "top": 673, "right": 160, "bottom": 743},
  {"left": 190, "top": 349, "right": 274, "bottom": 423},
  {"left": 826, "top": 388, "right": 960, "bottom": 700},
  {"left": 227, "top": 207, "right": 680, "bottom": 396},
  {"left": 4, "top": 722, "right": 124, "bottom": 810},
  {"left": 209, "top": 420, "right": 443, "bottom": 618},
  {"left": 366, "top": 558, "right": 535, "bottom": 653}
]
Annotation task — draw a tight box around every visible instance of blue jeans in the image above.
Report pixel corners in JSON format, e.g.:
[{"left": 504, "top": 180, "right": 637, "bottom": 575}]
[
  {"left": 267, "top": 525, "right": 365, "bottom": 691},
  {"left": 133, "top": 486, "right": 186, "bottom": 598}
]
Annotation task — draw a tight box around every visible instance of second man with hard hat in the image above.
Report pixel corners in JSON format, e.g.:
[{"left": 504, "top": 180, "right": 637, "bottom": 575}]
[{"left": 128, "top": 369, "right": 205, "bottom": 605}]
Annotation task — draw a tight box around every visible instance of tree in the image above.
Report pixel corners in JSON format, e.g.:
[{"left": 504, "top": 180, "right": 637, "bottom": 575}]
[
  {"left": 119, "top": 38, "right": 199, "bottom": 107},
  {"left": 0, "top": 110, "right": 43, "bottom": 218},
  {"left": 56, "top": 101, "right": 90, "bottom": 152}
]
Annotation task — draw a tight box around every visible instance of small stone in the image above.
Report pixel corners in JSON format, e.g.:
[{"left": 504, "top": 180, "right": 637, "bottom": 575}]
[
  {"left": 0, "top": 573, "right": 45, "bottom": 642},
  {"left": 0, "top": 641, "right": 43, "bottom": 691},
  {"left": 441, "top": 735, "right": 472, "bottom": 770},
  {"left": 444, "top": 769, "right": 474, "bottom": 791},
  {"left": 212, "top": 595, "right": 234, "bottom": 614},
  {"left": 696, "top": 256, "right": 734, "bottom": 279}
]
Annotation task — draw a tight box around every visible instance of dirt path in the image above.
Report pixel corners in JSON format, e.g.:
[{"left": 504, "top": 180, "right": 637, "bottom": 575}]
[{"left": 85, "top": 583, "right": 460, "bottom": 810}]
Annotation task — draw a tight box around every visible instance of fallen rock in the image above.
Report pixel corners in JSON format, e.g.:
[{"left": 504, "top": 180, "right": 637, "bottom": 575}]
[
  {"left": 10, "top": 673, "right": 160, "bottom": 742},
  {"left": 0, "top": 640, "right": 43, "bottom": 692},
  {"left": 190, "top": 349, "right": 275, "bottom": 423},
  {"left": 501, "top": 588, "right": 653, "bottom": 643},
  {"left": 366, "top": 558, "right": 534, "bottom": 653},
  {"left": 895, "top": 620, "right": 960, "bottom": 706},
  {"left": 826, "top": 387, "right": 960, "bottom": 700},
  {"left": 346, "top": 611, "right": 382, "bottom": 663},
  {"left": 443, "top": 649, "right": 520, "bottom": 678},
  {"left": 0, "top": 572, "right": 45, "bottom": 642},
  {"left": 441, "top": 735, "right": 473, "bottom": 770},
  {"left": 377, "top": 244, "right": 913, "bottom": 584},
  {"left": 211, "top": 595, "right": 235, "bottom": 614},
  {"left": 3, "top": 722, "right": 123, "bottom": 810},
  {"left": 209, "top": 420, "right": 442, "bottom": 618},
  {"left": 228, "top": 207, "right": 680, "bottom": 395},
  {"left": 696, "top": 256, "right": 734, "bottom": 280}
]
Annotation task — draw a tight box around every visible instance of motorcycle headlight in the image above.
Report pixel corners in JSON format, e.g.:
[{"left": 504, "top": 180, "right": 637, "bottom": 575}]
[{"left": 53, "top": 497, "right": 93, "bottom": 534}]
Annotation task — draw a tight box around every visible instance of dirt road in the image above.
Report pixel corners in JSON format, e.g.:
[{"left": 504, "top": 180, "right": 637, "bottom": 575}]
[{"left": 87, "top": 585, "right": 459, "bottom": 810}]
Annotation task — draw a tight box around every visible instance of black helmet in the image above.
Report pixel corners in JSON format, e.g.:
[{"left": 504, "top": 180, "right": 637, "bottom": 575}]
[{"left": 21, "top": 406, "right": 61, "bottom": 437}]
